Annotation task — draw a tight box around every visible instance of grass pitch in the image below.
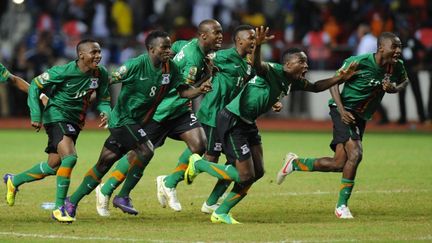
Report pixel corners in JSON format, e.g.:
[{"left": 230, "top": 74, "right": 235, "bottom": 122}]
[{"left": 0, "top": 129, "right": 431, "bottom": 242}]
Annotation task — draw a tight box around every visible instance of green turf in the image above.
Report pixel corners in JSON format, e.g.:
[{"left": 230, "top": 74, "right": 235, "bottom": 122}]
[{"left": 0, "top": 129, "right": 431, "bottom": 242}]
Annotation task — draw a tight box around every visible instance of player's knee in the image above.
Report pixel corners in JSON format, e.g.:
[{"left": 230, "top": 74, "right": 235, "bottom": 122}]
[
  {"left": 253, "top": 168, "right": 265, "bottom": 182},
  {"left": 188, "top": 142, "right": 206, "bottom": 154},
  {"left": 348, "top": 149, "right": 363, "bottom": 164}
]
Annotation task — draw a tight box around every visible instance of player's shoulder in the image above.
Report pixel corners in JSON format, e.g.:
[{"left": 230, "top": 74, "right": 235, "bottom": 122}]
[{"left": 346, "top": 53, "right": 372, "bottom": 63}]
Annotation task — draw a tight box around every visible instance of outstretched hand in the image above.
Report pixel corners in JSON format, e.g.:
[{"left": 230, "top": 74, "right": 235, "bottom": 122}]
[
  {"left": 382, "top": 80, "right": 398, "bottom": 93},
  {"left": 199, "top": 79, "right": 213, "bottom": 94},
  {"left": 272, "top": 101, "right": 283, "bottom": 112},
  {"left": 31, "top": 121, "right": 42, "bottom": 132},
  {"left": 338, "top": 62, "right": 359, "bottom": 82},
  {"left": 255, "top": 26, "right": 275, "bottom": 46}
]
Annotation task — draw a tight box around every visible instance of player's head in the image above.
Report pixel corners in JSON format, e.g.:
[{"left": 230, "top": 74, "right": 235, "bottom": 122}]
[
  {"left": 281, "top": 47, "right": 308, "bottom": 80},
  {"left": 377, "top": 32, "right": 402, "bottom": 64},
  {"left": 198, "top": 19, "right": 223, "bottom": 53},
  {"left": 77, "top": 39, "right": 102, "bottom": 70},
  {"left": 233, "top": 25, "right": 256, "bottom": 56},
  {"left": 145, "top": 30, "right": 172, "bottom": 64}
]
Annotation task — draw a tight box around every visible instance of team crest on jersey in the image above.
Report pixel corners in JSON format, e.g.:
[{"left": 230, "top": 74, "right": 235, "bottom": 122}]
[
  {"left": 89, "top": 78, "right": 99, "bottom": 89},
  {"left": 187, "top": 66, "right": 197, "bottom": 81},
  {"left": 161, "top": 74, "right": 170, "bottom": 84},
  {"left": 246, "top": 64, "right": 252, "bottom": 75}
]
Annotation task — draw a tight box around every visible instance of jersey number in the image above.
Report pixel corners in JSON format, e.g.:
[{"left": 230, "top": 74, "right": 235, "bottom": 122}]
[{"left": 149, "top": 86, "right": 157, "bottom": 97}]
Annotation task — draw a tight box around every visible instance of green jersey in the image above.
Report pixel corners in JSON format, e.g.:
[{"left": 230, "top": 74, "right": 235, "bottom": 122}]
[
  {"left": 108, "top": 54, "right": 184, "bottom": 128},
  {"left": 152, "top": 38, "right": 206, "bottom": 122},
  {"left": 329, "top": 53, "right": 408, "bottom": 120},
  {"left": 227, "top": 63, "right": 308, "bottom": 123},
  {"left": 28, "top": 61, "right": 111, "bottom": 127},
  {"left": 197, "top": 47, "right": 253, "bottom": 127},
  {"left": 0, "top": 63, "right": 11, "bottom": 83}
]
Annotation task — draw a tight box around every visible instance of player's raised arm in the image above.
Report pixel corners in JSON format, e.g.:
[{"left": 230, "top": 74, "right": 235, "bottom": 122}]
[{"left": 253, "top": 26, "right": 274, "bottom": 76}]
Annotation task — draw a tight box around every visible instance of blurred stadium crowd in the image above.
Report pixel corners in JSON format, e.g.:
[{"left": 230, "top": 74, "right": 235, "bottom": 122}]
[{"left": 0, "top": 0, "right": 431, "bottom": 122}]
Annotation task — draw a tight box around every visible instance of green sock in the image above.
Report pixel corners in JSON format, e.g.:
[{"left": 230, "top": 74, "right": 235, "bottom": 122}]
[
  {"left": 337, "top": 178, "right": 355, "bottom": 207},
  {"left": 195, "top": 158, "right": 240, "bottom": 182},
  {"left": 69, "top": 165, "right": 104, "bottom": 205},
  {"left": 293, "top": 158, "right": 315, "bottom": 171},
  {"left": 101, "top": 155, "right": 129, "bottom": 196},
  {"left": 215, "top": 184, "right": 251, "bottom": 214},
  {"left": 12, "top": 161, "right": 56, "bottom": 187},
  {"left": 55, "top": 155, "right": 77, "bottom": 208},
  {"left": 206, "top": 179, "right": 231, "bottom": 206},
  {"left": 164, "top": 148, "right": 192, "bottom": 188},
  {"left": 117, "top": 155, "right": 149, "bottom": 197}
]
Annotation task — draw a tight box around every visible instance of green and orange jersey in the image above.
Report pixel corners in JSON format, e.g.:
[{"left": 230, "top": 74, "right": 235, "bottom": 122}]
[
  {"left": 329, "top": 53, "right": 408, "bottom": 120},
  {"left": 226, "top": 62, "right": 308, "bottom": 123},
  {"left": 197, "top": 47, "right": 254, "bottom": 127},
  {"left": 108, "top": 53, "right": 184, "bottom": 128},
  {"left": 0, "top": 63, "right": 11, "bottom": 83},
  {"left": 28, "top": 60, "right": 111, "bottom": 127},
  {"left": 152, "top": 38, "right": 207, "bottom": 122}
]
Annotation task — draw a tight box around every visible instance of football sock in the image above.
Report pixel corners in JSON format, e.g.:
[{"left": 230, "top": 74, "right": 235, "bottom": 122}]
[
  {"left": 55, "top": 155, "right": 77, "bottom": 208},
  {"left": 117, "top": 154, "right": 149, "bottom": 197},
  {"left": 195, "top": 158, "right": 240, "bottom": 182},
  {"left": 101, "top": 155, "right": 129, "bottom": 196},
  {"left": 337, "top": 178, "right": 355, "bottom": 207},
  {"left": 293, "top": 158, "right": 315, "bottom": 171},
  {"left": 12, "top": 161, "right": 56, "bottom": 187},
  {"left": 164, "top": 148, "right": 192, "bottom": 188},
  {"left": 69, "top": 165, "right": 104, "bottom": 205},
  {"left": 215, "top": 183, "right": 251, "bottom": 214},
  {"left": 206, "top": 179, "right": 231, "bottom": 206}
]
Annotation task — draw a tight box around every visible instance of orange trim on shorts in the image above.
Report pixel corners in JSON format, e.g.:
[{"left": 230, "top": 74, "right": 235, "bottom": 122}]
[{"left": 57, "top": 167, "right": 72, "bottom": 177}]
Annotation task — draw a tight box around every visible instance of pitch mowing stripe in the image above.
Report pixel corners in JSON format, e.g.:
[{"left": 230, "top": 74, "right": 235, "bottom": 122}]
[{"left": 0, "top": 232, "right": 431, "bottom": 242}]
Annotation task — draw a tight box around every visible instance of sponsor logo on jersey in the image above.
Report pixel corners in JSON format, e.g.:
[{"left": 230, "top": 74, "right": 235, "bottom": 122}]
[{"left": 161, "top": 74, "right": 170, "bottom": 84}]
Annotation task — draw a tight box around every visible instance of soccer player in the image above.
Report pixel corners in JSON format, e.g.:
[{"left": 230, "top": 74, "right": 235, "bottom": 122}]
[
  {"left": 3, "top": 39, "right": 111, "bottom": 223},
  {"left": 183, "top": 26, "right": 358, "bottom": 224},
  {"left": 276, "top": 32, "right": 408, "bottom": 219},
  {"left": 0, "top": 62, "right": 30, "bottom": 93},
  {"left": 156, "top": 24, "right": 258, "bottom": 214},
  {"left": 64, "top": 30, "right": 212, "bottom": 220},
  {"left": 93, "top": 19, "right": 223, "bottom": 216}
]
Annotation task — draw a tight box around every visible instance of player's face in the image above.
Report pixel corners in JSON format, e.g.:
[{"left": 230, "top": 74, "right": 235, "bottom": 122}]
[
  {"left": 236, "top": 29, "right": 256, "bottom": 55},
  {"left": 151, "top": 37, "right": 172, "bottom": 63},
  {"left": 79, "top": 42, "right": 102, "bottom": 70},
  {"left": 284, "top": 52, "right": 309, "bottom": 80},
  {"left": 379, "top": 37, "right": 402, "bottom": 64},
  {"left": 204, "top": 22, "right": 223, "bottom": 51}
]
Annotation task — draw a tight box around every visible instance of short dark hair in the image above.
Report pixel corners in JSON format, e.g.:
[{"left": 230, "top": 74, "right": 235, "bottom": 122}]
[
  {"left": 198, "top": 19, "right": 220, "bottom": 35},
  {"left": 145, "top": 30, "right": 169, "bottom": 50},
  {"left": 76, "top": 39, "right": 98, "bottom": 55},
  {"left": 377, "top": 32, "right": 398, "bottom": 48},
  {"left": 232, "top": 24, "right": 254, "bottom": 43},
  {"left": 281, "top": 47, "right": 304, "bottom": 63}
]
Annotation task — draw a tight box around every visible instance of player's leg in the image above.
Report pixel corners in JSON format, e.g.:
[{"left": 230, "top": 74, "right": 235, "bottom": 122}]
[
  {"left": 157, "top": 113, "right": 206, "bottom": 211},
  {"left": 112, "top": 139, "right": 154, "bottom": 215},
  {"left": 276, "top": 106, "right": 349, "bottom": 184},
  {"left": 335, "top": 138, "right": 362, "bottom": 219},
  {"left": 4, "top": 124, "right": 63, "bottom": 206},
  {"left": 94, "top": 124, "right": 153, "bottom": 215}
]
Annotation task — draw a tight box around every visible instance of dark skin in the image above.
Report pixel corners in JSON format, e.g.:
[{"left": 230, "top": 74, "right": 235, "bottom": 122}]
[
  {"left": 95, "top": 36, "right": 213, "bottom": 174},
  {"left": 28, "top": 42, "right": 105, "bottom": 169},
  {"left": 232, "top": 26, "right": 358, "bottom": 184},
  {"left": 309, "top": 36, "right": 407, "bottom": 180},
  {"left": 203, "top": 27, "right": 256, "bottom": 163}
]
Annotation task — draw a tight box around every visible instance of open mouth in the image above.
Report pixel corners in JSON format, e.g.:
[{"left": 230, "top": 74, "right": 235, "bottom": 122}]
[{"left": 301, "top": 70, "right": 308, "bottom": 78}]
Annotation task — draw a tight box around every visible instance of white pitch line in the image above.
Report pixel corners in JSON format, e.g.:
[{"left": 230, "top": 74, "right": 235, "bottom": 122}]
[{"left": 0, "top": 232, "right": 431, "bottom": 243}]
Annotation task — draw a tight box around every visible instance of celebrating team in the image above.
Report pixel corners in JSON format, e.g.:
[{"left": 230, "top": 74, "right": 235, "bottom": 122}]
[{"left": 2, "top": 19, "right": 408, "bottom": 224}]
